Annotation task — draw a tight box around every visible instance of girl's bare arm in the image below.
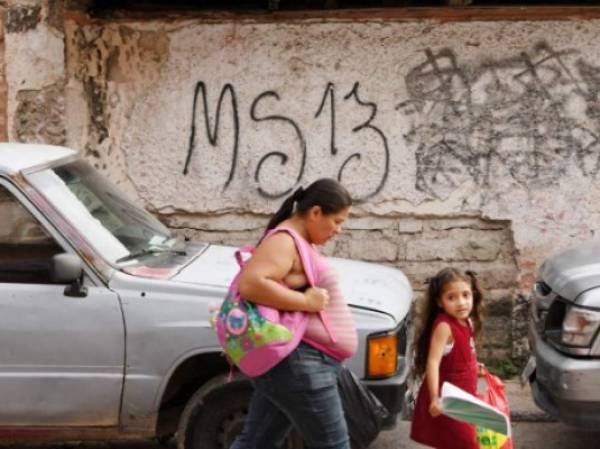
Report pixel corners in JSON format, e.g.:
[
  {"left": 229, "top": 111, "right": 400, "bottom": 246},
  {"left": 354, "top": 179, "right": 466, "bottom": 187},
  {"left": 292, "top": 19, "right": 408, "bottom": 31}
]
[
  {"left": 426, "top": 321, "right": 452, "bottom": 417},
  {"left": 238, "top": 233, "right": 327, "bottom": 312}
]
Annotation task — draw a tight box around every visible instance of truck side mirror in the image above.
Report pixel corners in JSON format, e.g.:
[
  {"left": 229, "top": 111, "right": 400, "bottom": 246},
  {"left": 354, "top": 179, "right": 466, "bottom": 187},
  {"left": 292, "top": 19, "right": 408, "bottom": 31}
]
[{"left": 51, "top": 253, "right": 88, "bottom": 298}]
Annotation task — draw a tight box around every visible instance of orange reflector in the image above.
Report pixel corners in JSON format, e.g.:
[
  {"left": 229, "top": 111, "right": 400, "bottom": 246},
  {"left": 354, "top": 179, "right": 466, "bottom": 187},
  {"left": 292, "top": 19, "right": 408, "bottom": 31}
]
[{"left": 367, "top": 334, "right": 398, "bottom": 378}]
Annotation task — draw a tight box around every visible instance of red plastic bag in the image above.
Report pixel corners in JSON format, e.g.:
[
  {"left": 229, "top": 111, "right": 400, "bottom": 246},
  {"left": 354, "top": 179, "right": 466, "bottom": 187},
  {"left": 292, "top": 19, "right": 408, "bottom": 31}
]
[{"left": 476, "top": 369, "right": 513, "bottom": 449}]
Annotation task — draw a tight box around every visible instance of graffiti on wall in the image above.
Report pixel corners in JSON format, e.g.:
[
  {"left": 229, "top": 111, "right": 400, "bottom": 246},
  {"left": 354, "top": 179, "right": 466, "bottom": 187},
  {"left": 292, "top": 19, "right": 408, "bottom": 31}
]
[
  {"left": 183, "top": 81, "right": 390, "bottom": 200},
  {"left": 183, "top": 42, "right": 600, "bottom": 201},
  {"left": 399, "top": 42, "right": 600, "bottom": 200}
]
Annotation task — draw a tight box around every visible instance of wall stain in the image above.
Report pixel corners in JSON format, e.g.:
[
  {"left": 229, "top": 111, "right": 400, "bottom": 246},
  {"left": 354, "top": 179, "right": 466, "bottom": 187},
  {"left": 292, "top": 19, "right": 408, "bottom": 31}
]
[
  {"left": 68, "top": 24, "right": 170, "bottom": 163},
  {"left": 6, "top": 6, "right": 42, "bottom": 34},
  {"left": 15, "top": 83, "right": 66, "bottom": 145}
]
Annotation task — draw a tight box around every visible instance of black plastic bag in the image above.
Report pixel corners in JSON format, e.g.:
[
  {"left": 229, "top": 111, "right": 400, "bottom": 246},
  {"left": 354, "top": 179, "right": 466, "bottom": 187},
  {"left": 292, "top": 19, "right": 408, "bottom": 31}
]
[{"left": 338, "top": 366, "right": 390, "bottom": 449}]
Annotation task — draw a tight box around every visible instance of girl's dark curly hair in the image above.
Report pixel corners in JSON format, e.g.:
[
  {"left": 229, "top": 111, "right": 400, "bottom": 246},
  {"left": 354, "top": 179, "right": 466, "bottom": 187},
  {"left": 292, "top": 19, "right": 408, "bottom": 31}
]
[{"left": 411, "top": 267, "right": 485, "bottom": 379}]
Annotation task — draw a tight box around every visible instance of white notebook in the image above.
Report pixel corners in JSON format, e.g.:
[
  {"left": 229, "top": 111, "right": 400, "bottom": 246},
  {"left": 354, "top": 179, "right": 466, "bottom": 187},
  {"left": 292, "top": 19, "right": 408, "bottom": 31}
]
[{"left": 440, "top": 381, "right": 511, "bottom": 436}]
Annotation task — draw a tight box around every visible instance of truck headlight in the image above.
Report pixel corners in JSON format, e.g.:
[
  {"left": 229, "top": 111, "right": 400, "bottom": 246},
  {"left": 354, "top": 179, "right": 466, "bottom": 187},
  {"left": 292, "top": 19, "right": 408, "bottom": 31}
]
[
  {"left": 366, "top": 332, "right": 398, "bottom": 378},
  {"left": 561, "top": 305, "right": 600, "bottom": 347}
]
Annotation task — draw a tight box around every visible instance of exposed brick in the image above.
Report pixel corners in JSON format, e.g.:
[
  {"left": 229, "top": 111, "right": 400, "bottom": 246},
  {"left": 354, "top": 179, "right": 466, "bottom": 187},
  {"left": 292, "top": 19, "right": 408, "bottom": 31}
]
[
  {"left": 511, "top": 294, "right": 531, "bottom": 362},
  {"left": 400, "top": 260, "right": 518, "bottom": 292},
  {"left": 174, "top": 228, "right": 263, "bottom": 248},
  {"left": 344, "top": 216, "right": 397, "bottom": 230},
  {"left": 482, "top": 315, "right": 512, "bottom": 348},
  {"left": 428, "top": 218, "right": 507, "bottom": 231},
  {"left": 335, "top": 232, "right": 398, "bottom": 262},
  {"left": 14, "top": 83, "right": 66, "bottom": 145},
  {"left": 485, "top": 295, "right": 513, "bottom": 316},
  {"left": 406, "top": 228, "right": 505, "bottom": 262},
  {"left": 164, "top": 213, "right": 267, "bottom": 232},
  {"left": 398, "top": 218, "right": 424, "bottom": 234}
]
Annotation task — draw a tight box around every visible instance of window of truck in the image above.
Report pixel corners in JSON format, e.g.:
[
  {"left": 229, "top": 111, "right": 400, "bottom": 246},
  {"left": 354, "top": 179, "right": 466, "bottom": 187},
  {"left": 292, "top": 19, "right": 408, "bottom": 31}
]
[
  {"left": 25, "top": 160, "right": 177, "bottom": 265},
  {"left": 0, "top": 184, "right": 63, "bottom": 284}
]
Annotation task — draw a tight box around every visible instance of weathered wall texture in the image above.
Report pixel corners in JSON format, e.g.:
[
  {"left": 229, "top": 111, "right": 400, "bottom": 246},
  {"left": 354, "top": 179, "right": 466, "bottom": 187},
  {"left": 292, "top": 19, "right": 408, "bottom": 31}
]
[
  {"left": 5, "top": 0, "right": 66, "bottom": 145},
  {"left": 0, "top": 6, "right": 7, "bottom": 141},
  {"left": 177, "top": 214, "right": 519, "bottom": 359},
  {"left": 0, "top": 7, "right": 8, "bottom": 142},
  {"left": 8, "top": 2, "right": 600, "bottom": 362}
]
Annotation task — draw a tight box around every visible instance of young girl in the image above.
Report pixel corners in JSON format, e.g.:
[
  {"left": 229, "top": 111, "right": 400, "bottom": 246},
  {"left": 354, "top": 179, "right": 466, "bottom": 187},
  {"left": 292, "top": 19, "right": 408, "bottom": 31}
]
[{"left": 410, "top": 267, "right": 484, "bottom": 449}]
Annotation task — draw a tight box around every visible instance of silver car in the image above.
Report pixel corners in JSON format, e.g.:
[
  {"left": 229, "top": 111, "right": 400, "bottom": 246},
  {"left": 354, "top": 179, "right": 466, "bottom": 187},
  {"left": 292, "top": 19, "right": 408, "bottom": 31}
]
[
  {"left": 523, "top": 240, "right": 600, "bottom": 429},
  {"left": 0, "top": 143, "right": 413, "bottom": 448}
]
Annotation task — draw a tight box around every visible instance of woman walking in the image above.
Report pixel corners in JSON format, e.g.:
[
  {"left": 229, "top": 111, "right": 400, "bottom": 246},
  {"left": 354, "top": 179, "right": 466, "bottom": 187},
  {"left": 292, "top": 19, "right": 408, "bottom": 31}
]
[{"left": 231, "top": 178, "right": 358, "bottom": 449}]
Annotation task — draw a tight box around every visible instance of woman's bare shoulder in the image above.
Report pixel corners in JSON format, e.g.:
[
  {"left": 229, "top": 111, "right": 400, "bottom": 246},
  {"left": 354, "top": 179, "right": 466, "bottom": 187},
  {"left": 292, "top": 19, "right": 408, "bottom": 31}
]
[{"left": 255, "top": 230, "right": 297, "bottom": 257}]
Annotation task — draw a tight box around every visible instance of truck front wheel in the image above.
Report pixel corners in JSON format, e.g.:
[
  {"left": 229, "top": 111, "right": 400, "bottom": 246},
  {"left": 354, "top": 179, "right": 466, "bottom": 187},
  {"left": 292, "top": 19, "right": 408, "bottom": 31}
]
[{"left": 177, "top": 383, "right": 303, "bottom": 449}]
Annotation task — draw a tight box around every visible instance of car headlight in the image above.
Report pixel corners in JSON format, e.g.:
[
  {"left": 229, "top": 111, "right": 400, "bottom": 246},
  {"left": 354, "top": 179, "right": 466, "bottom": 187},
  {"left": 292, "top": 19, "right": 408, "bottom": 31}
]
[
  {"left": 561, "top": 305, "right": 600, "bottom": 347},
  {"left": 366, "top": 332, "right": 398, "bottom": 378}
]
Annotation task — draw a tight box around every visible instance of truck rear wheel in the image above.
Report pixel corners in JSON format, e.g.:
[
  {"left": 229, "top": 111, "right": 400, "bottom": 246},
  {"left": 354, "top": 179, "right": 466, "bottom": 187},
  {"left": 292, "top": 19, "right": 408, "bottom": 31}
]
[{"left": 177, "top": 383, "right": 304, "bottom": 449}]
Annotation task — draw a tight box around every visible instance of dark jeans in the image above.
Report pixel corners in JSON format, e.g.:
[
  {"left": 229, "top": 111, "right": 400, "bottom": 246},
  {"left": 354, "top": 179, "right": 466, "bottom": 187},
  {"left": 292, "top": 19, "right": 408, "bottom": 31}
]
[{"left": 230, "top": 342, "right": 350, "bottom": 449}]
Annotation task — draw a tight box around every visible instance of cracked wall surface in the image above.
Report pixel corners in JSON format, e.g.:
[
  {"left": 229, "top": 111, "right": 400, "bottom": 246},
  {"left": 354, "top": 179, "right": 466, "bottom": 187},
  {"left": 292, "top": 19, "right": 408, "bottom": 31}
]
[
  {"left": 65, "top": 22, "right": 170, "bottom": 198},
  {"left": 8, "top": 3, "right": 600, "bottom": 362}
]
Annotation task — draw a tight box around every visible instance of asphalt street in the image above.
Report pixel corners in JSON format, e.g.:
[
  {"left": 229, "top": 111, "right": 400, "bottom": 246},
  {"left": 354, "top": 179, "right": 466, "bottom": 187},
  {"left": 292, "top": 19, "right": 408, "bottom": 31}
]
[
  {"left": 4, "top": 419, "right": 599, "bottom": 449},
  {"left": 4, "top": 380, "right": 599, "bottom": 449}
]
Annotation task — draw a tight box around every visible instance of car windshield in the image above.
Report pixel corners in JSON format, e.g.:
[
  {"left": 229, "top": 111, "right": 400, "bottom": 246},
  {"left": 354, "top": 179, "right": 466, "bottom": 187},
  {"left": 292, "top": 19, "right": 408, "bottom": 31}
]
[{"left": 26, "top": 160, "right": 176, "bottom": 265}]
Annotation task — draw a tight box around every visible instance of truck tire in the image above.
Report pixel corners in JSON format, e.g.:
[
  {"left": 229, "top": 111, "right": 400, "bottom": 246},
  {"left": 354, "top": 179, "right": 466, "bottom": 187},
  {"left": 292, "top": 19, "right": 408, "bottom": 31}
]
[{"left": 177, "top": 383, "right": 304, "bottom": 449}]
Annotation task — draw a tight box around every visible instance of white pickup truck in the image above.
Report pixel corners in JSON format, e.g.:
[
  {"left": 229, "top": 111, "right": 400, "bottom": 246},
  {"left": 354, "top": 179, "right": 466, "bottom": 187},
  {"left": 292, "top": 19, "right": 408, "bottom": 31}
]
[
  {"left": 0, "top": 143, "right": 413, "bottom": 448},
  {"left": 523, "top": 240, "right": 600, "bottom": 430}
]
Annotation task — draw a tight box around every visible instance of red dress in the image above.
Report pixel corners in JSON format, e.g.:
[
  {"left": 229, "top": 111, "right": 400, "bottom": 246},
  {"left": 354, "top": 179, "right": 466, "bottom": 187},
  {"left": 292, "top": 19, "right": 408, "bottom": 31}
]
[{"left": 410, "top": 313, "right": 479, "bottom": 449}]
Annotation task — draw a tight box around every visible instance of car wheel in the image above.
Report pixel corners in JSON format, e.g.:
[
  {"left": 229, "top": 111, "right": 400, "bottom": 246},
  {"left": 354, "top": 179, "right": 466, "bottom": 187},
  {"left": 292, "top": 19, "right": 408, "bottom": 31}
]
[{"left": 177, "top": 383, "right": 304, "bottom": 449}]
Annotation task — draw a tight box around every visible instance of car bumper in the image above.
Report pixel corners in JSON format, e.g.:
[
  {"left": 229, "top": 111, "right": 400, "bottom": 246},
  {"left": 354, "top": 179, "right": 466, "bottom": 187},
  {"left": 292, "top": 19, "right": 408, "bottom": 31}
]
[
  {"left": 528, "top": 323, "right": 600, "bottom": 429},
  {"left": 363, "top": 369, "right": 408, "bottom": 428}
]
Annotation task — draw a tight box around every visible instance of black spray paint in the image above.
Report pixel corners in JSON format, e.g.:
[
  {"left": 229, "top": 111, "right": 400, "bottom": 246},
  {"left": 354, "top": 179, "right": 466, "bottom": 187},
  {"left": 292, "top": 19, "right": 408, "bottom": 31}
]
[
  {"left": 398, "top": 42, "right": 600, "bottom": 200},
  {"left": 183, "top": 43, "right": 600, "bottom": 201}
]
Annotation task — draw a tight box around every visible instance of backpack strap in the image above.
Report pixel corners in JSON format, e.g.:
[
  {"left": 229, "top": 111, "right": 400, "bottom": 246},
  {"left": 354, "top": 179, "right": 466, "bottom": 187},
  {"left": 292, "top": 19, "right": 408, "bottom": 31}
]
[
  {"left": 263, "top": 226, "right": 337, "bottom": 344},
  {"left": 263, "top": 226, "right": 317, "bottom": 286},
  {"left": 234, "top": 245, "right": 255, "bottom": 268}
]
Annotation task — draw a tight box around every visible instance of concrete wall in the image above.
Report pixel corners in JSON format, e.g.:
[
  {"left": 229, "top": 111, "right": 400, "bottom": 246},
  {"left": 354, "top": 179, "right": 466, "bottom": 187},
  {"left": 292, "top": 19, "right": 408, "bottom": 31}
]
[
  {"left": 0, "top": 5, "right": 8, "bottom": 141},
  {"left": 4, "top": 0, "right": 65, "bottom": 145},
  {"left": 6, "top": 1, "right": 600, "bottom": 362}
]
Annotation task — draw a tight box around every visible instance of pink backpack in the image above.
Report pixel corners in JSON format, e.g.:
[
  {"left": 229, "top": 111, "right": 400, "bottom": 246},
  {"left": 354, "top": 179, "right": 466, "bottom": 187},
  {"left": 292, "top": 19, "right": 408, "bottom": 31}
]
[{"left": 214, "top": 227, "right": 327, "bottom": 377}]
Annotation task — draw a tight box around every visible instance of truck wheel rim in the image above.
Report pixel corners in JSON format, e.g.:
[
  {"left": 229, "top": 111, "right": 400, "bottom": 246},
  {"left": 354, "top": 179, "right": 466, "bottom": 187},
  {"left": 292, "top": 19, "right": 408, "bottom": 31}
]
[{"left": 218, "top": 409, "right": 246, "bottom": 448}]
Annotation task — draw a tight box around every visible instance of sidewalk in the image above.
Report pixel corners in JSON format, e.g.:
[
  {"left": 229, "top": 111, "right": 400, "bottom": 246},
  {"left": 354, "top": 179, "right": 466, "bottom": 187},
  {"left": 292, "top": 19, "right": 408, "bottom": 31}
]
[{"left": 504, "top": 378, "right": 556, "bottom": 422}]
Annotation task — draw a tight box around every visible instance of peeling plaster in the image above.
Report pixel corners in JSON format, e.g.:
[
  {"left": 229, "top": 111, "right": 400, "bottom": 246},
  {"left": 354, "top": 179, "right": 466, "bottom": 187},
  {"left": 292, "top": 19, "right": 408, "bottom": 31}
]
[
  {"left": 14, "top": 82, "right": 66, "bottom": 145},
  {"left": 6, "top": 5, "right": 42, "bottom": 34},
  {"left": 65, "top": 22, "right": 170, "bottom": 201}
]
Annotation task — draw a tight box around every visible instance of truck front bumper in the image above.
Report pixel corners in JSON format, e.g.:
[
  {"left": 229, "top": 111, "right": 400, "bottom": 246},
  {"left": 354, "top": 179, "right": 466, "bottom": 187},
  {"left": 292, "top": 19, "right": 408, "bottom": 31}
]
[{"left": 528, "top": 322, "right": 600, "bottom": 429}]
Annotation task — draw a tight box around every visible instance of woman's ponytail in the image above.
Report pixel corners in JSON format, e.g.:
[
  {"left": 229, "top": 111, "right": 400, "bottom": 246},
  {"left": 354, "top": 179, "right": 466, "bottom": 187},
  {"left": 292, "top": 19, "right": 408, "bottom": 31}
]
[
  {"left": 265, "top": 186, "right": 306, "bottom": 232},
  {"left": 263, "top": 179, "right": 351, "bottom": 234}
]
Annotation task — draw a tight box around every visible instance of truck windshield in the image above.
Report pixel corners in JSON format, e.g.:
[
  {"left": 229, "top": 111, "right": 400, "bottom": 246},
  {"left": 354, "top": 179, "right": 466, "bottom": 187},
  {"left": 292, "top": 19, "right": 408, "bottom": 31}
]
[{"left": 26, "top": 160, "right": 176, "bottom": 265}]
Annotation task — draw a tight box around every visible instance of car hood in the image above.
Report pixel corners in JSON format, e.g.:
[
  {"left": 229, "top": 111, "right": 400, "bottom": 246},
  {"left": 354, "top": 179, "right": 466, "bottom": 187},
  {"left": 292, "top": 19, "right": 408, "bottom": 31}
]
[
  {"left": 540, "top": 239, "right": 600, "bottom": 301},
  {"left": 172, "top": 244, "right": 413, "bottom": 323}
]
